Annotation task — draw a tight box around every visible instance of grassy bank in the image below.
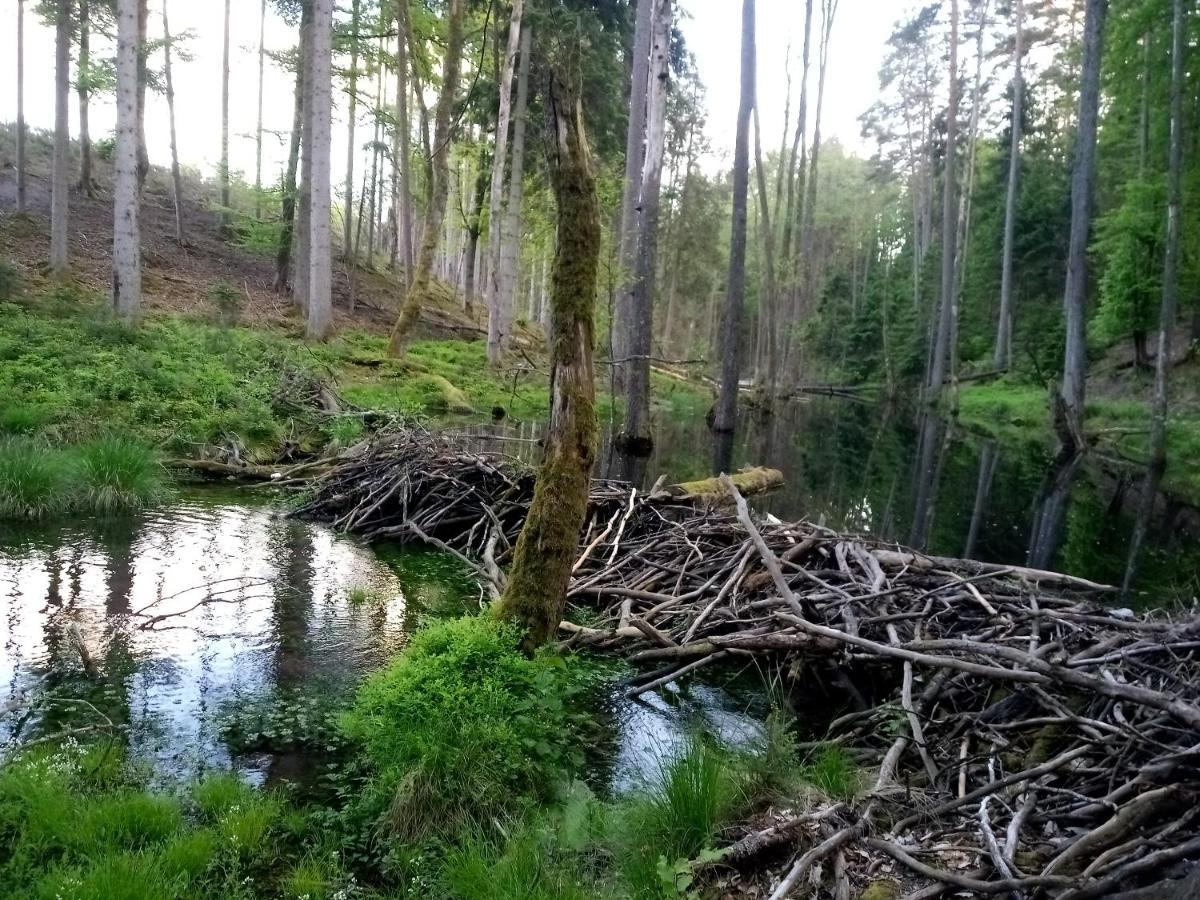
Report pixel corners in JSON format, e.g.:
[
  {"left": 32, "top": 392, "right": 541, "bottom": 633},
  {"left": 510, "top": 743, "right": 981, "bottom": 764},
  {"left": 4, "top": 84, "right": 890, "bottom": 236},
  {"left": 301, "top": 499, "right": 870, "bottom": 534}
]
[
  {"left": 957, "top": 379, "right": 1200, "bottom": 497},
  {"left": 0, "top": 614, "right": 857, "bottom": 900}
]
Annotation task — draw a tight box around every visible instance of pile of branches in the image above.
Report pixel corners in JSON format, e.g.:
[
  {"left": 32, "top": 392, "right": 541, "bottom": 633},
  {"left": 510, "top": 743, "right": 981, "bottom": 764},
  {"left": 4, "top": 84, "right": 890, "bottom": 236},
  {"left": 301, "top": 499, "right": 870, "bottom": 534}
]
[{"left": 297, "top": 431, "right": 1200, "bottom": 898}]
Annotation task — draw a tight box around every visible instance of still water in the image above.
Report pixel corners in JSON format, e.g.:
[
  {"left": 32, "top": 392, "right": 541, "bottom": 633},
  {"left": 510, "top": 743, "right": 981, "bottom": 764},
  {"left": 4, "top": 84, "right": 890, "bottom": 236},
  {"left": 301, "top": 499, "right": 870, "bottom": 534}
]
[{"left": 2, "top": 400, "right": 1197, "bottom": 785}]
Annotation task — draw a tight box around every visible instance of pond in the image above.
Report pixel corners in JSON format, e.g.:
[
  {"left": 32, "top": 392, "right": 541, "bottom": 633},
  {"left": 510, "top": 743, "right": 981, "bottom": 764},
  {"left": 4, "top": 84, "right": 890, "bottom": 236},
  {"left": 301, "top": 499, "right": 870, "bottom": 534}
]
[{"left": 3, "top": 400, "right": 1197, "bottom": 786}]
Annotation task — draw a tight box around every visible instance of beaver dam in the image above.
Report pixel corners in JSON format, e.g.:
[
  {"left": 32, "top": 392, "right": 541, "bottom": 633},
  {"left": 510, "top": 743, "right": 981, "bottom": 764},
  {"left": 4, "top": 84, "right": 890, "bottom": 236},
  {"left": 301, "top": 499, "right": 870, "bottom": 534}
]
[{"left": 272, "top": 428, "right": 1200, "bottom": 898}]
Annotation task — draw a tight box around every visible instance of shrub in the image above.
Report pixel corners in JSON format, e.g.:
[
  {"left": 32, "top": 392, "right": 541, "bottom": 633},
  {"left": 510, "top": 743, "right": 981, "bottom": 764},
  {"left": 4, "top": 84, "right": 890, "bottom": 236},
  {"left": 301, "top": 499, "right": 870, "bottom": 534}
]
[
  {"left": 0, "top": 258, "right": 20, "bottom": 302},
  {"left": 343, "top": 616, "right": 591, "bottom": 841},
  {"left": 70, "top": 436, "right": 164, "bottom": 515}
]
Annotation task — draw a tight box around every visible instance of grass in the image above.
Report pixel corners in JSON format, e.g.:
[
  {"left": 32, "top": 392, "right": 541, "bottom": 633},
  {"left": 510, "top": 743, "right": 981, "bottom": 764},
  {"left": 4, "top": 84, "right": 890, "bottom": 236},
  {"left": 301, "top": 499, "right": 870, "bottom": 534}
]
[{"left": 0, "top": 436, "right": 164, "bottom": 520}]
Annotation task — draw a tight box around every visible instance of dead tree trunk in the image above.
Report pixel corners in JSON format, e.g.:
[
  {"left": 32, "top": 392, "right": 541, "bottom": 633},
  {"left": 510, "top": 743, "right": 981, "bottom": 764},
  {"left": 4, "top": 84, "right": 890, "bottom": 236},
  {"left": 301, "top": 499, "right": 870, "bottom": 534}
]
[
  {"left": 714, "top": 0, "right": 756, "bottom": 435},
  {"left": 927, "top": 0, "right": 959, "bottom": 399},
  {"left": 995, "top": 0, "right": 1023, "bottom": 371},
  {"left": 388, "top": 0, "right": 465, "bottom": 357},
  {"left": 50, "top": 0, "right": 71, "bottom": 278},
  {"left": 275, "top": 11, "right": 307, "bottom": 293},
  {"left": 620, "top": 0, "right": 672, "bottom": 454},
  {"left": 77, "top": 0, "right": 94, "bottom": 197},
  {"left": 613, "top": 0, "right": 655, "bottom": 389},
  {"left": 1060, "top": 0, "right": 1109, "bottom": 448},
  {"left": 162, "top": 0, "right": 186, "bottom": 244},
  {"left": 16, "top": 0, "right": 26, "bottom": 213},
  {"left": 113, "top": 0, "right": 142, "bottom": 325},
  {"left": 486, "top": 0, "right": 526, "bottom": 367},
  {"left": 496, "top": 70, "right": 601, "bottom": 652}
]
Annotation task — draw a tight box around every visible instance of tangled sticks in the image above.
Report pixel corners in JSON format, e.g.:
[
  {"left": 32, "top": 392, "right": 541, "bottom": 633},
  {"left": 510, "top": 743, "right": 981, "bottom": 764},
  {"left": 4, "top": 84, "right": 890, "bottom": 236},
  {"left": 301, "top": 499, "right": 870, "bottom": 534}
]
[{"left": 296, "top": 431, "right": 1200, "bottom": 897}]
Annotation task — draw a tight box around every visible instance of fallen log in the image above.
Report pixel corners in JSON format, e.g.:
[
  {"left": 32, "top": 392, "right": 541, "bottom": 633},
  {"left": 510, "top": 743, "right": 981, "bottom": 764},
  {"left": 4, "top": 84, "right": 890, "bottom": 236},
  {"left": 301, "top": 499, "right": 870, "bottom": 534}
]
[{"left": 665, "top": 467, "right": 784, "bottom": 504}]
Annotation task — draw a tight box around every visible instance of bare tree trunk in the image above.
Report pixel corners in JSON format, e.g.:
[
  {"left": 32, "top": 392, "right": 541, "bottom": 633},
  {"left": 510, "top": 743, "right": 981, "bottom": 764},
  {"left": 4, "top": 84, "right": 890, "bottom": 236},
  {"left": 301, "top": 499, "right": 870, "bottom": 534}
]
[
  {"left": 995, "top": 0, "right": 1023, "bottom": 371},
  {"left": 486, "top": 0, "right": 526, "bottom": 367},
  {"left": 49, "top": 0, "right": 71, "bottom": 278},
  {"left": 395, "top": 13, "right": 414, "bottom": 280},
  {"left": 307, "top": 0, "right": 334, "bottom": 340},
  {"left": 753, "top": 106, "right": 780, "bottom": 400},
  {"left": 1060, "top": 0, "right": 1108, "bottom": 447},
  {"left": 113, "top": 0, "right": 141, "bottom": 325},
  {"left": 389, "top": 0, "right": 465, "bottom": 356},
  {"left": 255, "top": 0, "right": 266, "bottom": 220},
  {"left": 927, "top": 0, "right": 959, "bottom": 399},
  {"left": 220, "top": 0, "right": 231, "bottom": 225},
  {"left": 366, "top": 41, "right": 384, "bottom": 264},
  {"left": 714, "top": 0, "right": 756, "bottom": 435},
  {"left": 295, "top": 0, "right": 314, "bottom": 313},
  {"left": 613, "top": 0, "right": 655, "bottom": 388},
  {"left": 343, "top": 0, "right": 361, "bottom": 257},
  {"left": 15, "top": 0, "right": 26, "bottom": 212},
  {"left": 162, "top": 0, "right": 186, "bottom": 245},
  {"left": 275, "top": 14, "right": 306, "bottom": 293},
  {"left": 621, "top": 0, "right": 671, "bottom": 453},
  {"left": 136, "top": 0, "right": 149, "bottom": 189},
  {"left": 496, "top": 24, "right": 532, "bottom": 358},
  {"left": 964, "top": 441, "right": 998, "bottom": 559},
  {"left": 77, "top": 0, "right": 94, "bottom": 197},
  {"left": 496, "top": 70, "right": 601, "bottom": 652},
  {"left": 462, "top": 144, "right": 487, "bottom": 315}
]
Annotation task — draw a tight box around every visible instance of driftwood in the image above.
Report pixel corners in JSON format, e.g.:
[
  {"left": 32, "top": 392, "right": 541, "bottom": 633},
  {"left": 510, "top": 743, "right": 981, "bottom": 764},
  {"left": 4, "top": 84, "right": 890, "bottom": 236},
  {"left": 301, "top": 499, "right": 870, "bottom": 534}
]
[{"left": 295, "top": 429, "right": 1200, "bottom": 898}]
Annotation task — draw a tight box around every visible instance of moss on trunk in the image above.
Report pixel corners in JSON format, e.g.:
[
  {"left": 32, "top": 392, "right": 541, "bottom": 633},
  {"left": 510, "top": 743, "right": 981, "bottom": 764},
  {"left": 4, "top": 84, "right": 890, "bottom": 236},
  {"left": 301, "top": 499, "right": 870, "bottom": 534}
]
[{"left": 495, "top": 71, "right": 601, "bottom": 651}]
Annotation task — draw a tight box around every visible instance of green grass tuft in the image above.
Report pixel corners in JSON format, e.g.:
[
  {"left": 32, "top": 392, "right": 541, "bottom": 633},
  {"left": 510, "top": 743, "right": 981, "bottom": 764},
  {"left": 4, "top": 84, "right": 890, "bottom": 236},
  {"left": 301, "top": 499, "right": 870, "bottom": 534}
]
[
  {"left": 71, "top": 436, "right": 165, "bottom": 515},
  {"left": 0, "top": 437, "right": 72, "bottom": 518}
]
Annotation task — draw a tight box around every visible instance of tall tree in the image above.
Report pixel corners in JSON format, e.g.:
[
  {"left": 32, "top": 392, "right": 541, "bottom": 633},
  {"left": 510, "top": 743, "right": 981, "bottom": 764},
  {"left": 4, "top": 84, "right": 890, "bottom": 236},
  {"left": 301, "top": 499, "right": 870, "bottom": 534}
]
[
  {"left": 393, "top": 7, "right": 414, "bottom": 280},
  {"left": 113, "top": 0, "right": 141, "bottom": 325},
  {"left": 714, "top": 0, "right": 756, "bottom": 436},
  {"left": 220, "top": 0, "right": 232, "bottom": 225},
  {"left": 994, "top": 0, "right": 1024, "bottom": 371},
  {"left": 275, "top": 7, "right": 308, "bottom": 293},
  {"left": 162, "top": 0, "right": 186, "bottom": 244},
  {"left": 497, "top": 24, "right": 533, "bottom": 356},
  {"left": 927, "top": 0, "right": 960, "bottom": 398},
  {"left": 613, "top": 0, "right": 655, "bottom": 387},
  {"left": 388, "top": 0, "right": 466, "bottom": 356},
  {"left": 16, "top": 0, "right": 26, "bottom": 213},
  {"left": 486, "top": 0, "right": 526, "bottom": 366},
  {"left": 76, "top": 0, "right": 94, "bottom": 196},
  {"left": 1060, "top": 0, "right": 1109, "bottom": 447},
  {"left": 255, "top": 0, "right": 267, "bottom": 220},
  {"left": 136, "top": 0, "right": 149, "bottom": 188},
  {"left": 49, "top": 0, "right": 71, "bottom": 278},
  {"left": 295, "top": 0, "right": 315, "bottom": 313},
  {"left": 496, "top": 70, "right": 601, "bottom": 651},
  {"left": 307, "top": 0, "right": 334, "bottom": 340},
  {"left": 621, "top": 0, "right": 671, "bottom": 453},
  {"left": 343, "top": 0, "right": 362, "bottom": 258}
]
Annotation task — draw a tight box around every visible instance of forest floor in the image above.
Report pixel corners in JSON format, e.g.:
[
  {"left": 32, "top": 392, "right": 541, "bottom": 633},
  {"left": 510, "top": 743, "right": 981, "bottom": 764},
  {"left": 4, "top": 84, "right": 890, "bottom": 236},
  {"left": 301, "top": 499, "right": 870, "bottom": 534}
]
[{"left": 0, "top": 131, "right": 709, "bottom": 465}]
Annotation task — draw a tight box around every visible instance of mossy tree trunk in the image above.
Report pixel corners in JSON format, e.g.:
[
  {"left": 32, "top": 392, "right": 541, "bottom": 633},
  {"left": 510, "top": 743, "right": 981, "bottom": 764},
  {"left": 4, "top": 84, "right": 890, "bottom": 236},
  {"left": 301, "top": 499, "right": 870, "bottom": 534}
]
[
  {"left": 495, "top": 70, "right": 601, "bottom": 651},
  {"left": 388, "top": 0, "right": 465, "bottom": 358}
]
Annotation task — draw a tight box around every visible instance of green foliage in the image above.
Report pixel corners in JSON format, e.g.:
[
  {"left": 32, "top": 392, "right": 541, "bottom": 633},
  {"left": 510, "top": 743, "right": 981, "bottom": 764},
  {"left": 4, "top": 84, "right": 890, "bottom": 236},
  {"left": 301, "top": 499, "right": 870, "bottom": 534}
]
[
  {"left": 207, "top": 280, "right": 243, "bottom": 327},
  {"left": 0, "top": 258, "right": 20, "bottom": 302},
  {"left": 1093, "top": 177, "right": 1166, "bottom": 347},
  {"left": 0, "top": 437, "right": 72, "bottom": 518},
  {"left": 342, "top": 616, "right": 592, "bottom": 842},
  {"left": 799, "top": 744, "right": 860, "bottom": 801}
]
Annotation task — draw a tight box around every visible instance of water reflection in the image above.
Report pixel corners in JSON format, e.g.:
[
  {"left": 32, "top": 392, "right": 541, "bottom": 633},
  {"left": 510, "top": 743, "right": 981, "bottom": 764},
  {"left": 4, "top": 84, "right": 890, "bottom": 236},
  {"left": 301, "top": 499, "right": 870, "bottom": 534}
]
[
  {"left": 0, "top": 494, "right": 431, "bottom": 779},
  {"left": 456, "top": 399, "right": 1200, "bottom": 604}
]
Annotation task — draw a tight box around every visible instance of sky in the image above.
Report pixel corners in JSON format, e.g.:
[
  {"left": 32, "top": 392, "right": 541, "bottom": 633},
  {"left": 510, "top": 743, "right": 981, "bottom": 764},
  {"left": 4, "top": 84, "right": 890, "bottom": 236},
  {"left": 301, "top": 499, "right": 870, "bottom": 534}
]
[{"left": 2, "top": 0, "right": 898, "bottom": 198}]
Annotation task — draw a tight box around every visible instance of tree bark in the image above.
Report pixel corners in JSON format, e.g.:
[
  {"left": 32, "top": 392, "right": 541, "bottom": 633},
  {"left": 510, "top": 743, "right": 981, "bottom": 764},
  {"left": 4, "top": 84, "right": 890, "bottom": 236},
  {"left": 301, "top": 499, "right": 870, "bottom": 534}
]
[
  {"left": 613, "top": 0, "right": 655, "bottom": 389},
  {"left": 275, "top": 11, "right": 307, "bottom": 293},
  {"left": 162, "top": 0, "right": 186, "bottom": 245},
  {"left": 927, "top": 0, "right": 959, "bottom": 399},
  {"left": 16, "top": 0, "right": 26, "bottom": 213},
  {"left": 220, "top": 0, "right": 232, "bottom": 225},
  {"left": 621, "top": 0, "right": 671, "bottom": 454},
  {"left": 714, "top": 0, "right": 756, "bottom": 435},
  {"left": 255, "top": 0, "right": 266, "bottom": 220},
  {"left": 343, "top": 0, "right": 361, "bottom": 257},
  {"left": 136, "top": 0, "right": 149, "bottom": 189},
  {"left": 753, "top": 106, "right": 780, "bottom": 400},
  {"left": 295, "top": 0, "right": 315, "bottom": 313},
  {"left": 462, "top": 144, "right": 488, "bottom": 315},
  {"left": 395, "top": 15, "right": 414, "bottom": 279},
  {"left": 994, "top": 0, "right": 1023, "bottom": 371},
  {"left": 1061, "top": 0, "right": 1109, "bottom": 447},
  {"left": 366, "top": 38, "right": 384, "bottom": 263},
  {"left": 388, "top": 0, "right": 465, "bottom": 357},
  {"left": 497, "top": 24, "right": 533, "bottom": 358},
  {"left": 496, "top": 70, "right": 601, "bottom": 652},
  {"left": 49, "top": 0, "right": 71, "bottom": 278},
  {"left": 307, "top": 0, "right": 334, "bottom": 341},
  {"left": 113, "top": 0, "right": 141, "bottom": 325},
  {"left": 77, "top": 0, "right": 93, "bottom": 197},
  {"left": 486, "top": 0, "right": 526, "bottom": 367}
]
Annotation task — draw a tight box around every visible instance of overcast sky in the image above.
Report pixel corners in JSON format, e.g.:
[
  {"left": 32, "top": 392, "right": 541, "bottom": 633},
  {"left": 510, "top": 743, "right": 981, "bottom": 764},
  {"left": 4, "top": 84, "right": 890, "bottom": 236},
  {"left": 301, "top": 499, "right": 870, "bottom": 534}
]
[{"left": 3, "top": 0, "right": 897, "bottom": 195}]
